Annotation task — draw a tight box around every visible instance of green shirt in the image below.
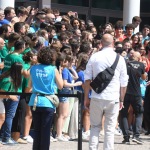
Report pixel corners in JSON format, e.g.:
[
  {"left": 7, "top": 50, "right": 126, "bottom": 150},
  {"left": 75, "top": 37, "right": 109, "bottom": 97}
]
[
  {"left": 22, "top": 62, "right": 30, "bottom": 90},
  {"left": 20, "top": 47, "right": 31, "bottom": 58},
  {"left": 3, "top": 53, "right": 25, "bottom": 72},
  {"left": 0, "top": 77, "right": 22, "bottom": 92},
  {"left": 0, "top": 44, "right": 14, "bottom": 59}
]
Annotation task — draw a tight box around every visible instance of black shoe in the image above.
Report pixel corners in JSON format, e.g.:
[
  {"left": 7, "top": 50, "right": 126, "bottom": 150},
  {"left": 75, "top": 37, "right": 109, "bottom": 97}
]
[
  {"left": 132, "top": 136, "right": 143, "bottom": 144},
  {"left": 122, "top": 138, "right": 130, "bottom": 145},
  {"left": 2, "top": 138, "right": 18, "bottom": 145},
  {"left": 145, "top": 131, "right": 150, "bottom": 135}
]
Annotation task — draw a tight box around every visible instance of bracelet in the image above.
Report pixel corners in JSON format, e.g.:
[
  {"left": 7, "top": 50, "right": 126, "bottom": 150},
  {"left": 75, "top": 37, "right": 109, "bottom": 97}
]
[{"left": 120, "top": 99, "right": 124, "bottom": 102}]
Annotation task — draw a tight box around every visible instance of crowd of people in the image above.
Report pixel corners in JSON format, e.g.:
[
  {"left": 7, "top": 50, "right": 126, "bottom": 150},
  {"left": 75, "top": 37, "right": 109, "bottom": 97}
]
[{"left": 0, "top": 4, "right": 149, "bottom": 150}]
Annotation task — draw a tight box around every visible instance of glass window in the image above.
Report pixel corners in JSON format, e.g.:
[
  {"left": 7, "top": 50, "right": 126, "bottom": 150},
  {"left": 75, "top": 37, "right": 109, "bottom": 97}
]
[
  {"left": 91, "top": 16, "right": 106, "bottom": 28},
  {"left": 52, "top": 0, "right": 89, "bottom": 7},
  {"left": 109, "top": 17, "right": 122, "bottom": 26},
  {"left": 140, "top": 17, "right": 150, "bottom": 31},
  {"left": 92, "top": 0, "right": 123, "bottom": 10},
  {"left": 141, "top": 0, "right": 150, "bottom": 13}
]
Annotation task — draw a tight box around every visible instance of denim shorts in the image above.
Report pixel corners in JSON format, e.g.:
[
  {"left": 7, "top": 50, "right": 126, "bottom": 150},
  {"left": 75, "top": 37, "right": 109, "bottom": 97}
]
[{"left": 58, "top": 88, "right": 72, "bottom": 103}]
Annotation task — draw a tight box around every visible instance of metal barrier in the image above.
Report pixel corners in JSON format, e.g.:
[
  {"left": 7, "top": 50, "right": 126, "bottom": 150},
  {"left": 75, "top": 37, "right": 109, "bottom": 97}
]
[{"left": 0, "top": 91, "right": 84, "bottom": 150}]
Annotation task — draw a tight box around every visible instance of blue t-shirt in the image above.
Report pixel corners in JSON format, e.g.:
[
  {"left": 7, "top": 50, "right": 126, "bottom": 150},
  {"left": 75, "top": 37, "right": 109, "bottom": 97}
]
[
  {"left": 62, "top": 68, "right": 73, "bottom": 83},
  {"left": 28, "top": 64, "right": 57, "bottom": 109},
  {"left": 0, "top": 19, "right": 10, "bottom": 26},
  {"left": 29, "top": 23, "right": 40, "bottom": 33},
  {"left": 75, "top": 70, "right": 84, "bottom": 92}
]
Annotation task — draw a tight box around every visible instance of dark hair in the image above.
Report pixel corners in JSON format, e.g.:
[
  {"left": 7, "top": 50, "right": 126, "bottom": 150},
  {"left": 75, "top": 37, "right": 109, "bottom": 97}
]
[
  {"left": 17, "top": 6, "right": 28, "bottom": 15},
  {"left": 125, "top": 24, "right": 135, "bottom": 30},
  {"left": 37, "top": 47, "right": 57, "bottom": 65},
  {"left": 132, "top": 16, "right": 142, "bottom": 23},
  {"left": 14, "top": 22, "right": 25, "bottom": 33},
  {"left": 79, "top": 41, "right": 91, "bottom": 54},
  {"left": 114, "top": 22, "right": 123, "bottom": 30},
  {"left": 4, "top": 7, "right": 14, "bottom": 16},
  {"left": 143, "top": 25, "right": 150, "bottom": 30},
  {"left": 27, "top": 33, "right": 38, "bottom": 41},
  {"left": 23, "top": 51, "right": 34, "bottom": 62},
  {"left": 131, "top": 34, "right": 140, "bottom": 43},
  {"left": 8, "top": 32, "right": 20, "bottom": 43},
  {"left": 145, "top": 42, "right": 150, "bottom": 54},
  {"left": 14, "top": 40, "right": 25, "bottom": 51},
  {"left": 76, "top": 53, "right": 89, "bottom": 72},
  {"left": 115, "top": 41, "right": 122, "bottom": 47},
  {"left": 23, "top": 35, "right": 31, "bottom": 46},
  {"left": 70, "top": 41, "right": 80, "bottom": 54},
  {"left": 0, "top": 24, "right": 11, "bottom": 35},
  {"left": 0, "top": 63, "right": 23, "bottom": 92}
]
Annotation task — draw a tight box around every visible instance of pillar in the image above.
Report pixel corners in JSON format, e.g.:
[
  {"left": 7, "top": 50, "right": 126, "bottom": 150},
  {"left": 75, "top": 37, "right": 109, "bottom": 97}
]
[
  {"left": 0, "top": 0, "right": 15, "bottom": 10},
  {"left": 123, "top": 0, "right": 140, "bottom": 33}
]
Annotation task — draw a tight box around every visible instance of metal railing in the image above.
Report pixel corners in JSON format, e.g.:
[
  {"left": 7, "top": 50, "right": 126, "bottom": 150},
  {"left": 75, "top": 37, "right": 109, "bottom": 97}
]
[{"left": 0, "top": 91, "right": 84, "bottom": 150}]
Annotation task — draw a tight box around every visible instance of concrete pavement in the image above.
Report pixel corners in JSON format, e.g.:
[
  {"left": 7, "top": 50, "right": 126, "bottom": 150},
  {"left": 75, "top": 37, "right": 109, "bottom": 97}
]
[{"left": 1, "top": 134, "right": 150, "bottom": 150}]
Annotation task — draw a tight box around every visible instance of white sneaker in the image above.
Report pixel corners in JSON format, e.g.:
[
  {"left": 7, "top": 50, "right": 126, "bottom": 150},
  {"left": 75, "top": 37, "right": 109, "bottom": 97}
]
[
  {"left": 63, "top": 135, "right": 71, "bottom": 140},
  {"left": 56, "top": 135, "right": 69, "bottom": 142},
  {"left": 50, "top": 136, "right": 58, "bottom": 142},
  {"left": 115, "top": 128, "right": 122, "bottom": 136},
  {"left": 100, "top": 130, "right": 104, "bottom": 136},
  {"left": 82, "top": 130, "right": 90, "bottom": 141},
  {"left": 23, "top": 135, "right": 33, "bottom": 143}
]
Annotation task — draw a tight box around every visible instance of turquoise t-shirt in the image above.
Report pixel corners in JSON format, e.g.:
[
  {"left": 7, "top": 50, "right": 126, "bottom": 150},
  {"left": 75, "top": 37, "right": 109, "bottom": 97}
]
[{"left": 28, "top": 64, "right": 57, "bottom": 109}]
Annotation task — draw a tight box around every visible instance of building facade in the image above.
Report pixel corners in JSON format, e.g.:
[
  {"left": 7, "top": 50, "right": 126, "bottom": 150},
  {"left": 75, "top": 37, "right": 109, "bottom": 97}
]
[{"left": 15, "top": 0, "right": 150, "bottom": 29}]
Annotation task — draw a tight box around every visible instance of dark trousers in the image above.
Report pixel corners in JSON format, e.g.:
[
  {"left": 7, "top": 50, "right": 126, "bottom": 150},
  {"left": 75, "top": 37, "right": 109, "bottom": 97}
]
[
  {"left": 11, "top": 97, "right": 26, "bottom": 133},
  {"left": 32, "top": 107, "right": 55, "bottom": 150},
  {"left": 144, "top": 86, "right": 150, "bottom": 131},
  {"left": 120, "top": 94, "right": 143, "bottom": 138}
]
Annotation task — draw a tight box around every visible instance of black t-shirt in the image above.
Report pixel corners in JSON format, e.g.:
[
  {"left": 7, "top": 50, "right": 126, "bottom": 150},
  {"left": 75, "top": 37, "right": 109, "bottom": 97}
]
[{"left": 126, "top": 60, "right": 145, "bottom": 96}]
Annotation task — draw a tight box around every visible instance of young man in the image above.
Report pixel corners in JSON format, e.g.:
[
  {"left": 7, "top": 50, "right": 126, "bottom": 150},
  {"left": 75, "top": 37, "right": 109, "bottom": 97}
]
[{"left": 120, "top": 51, "right": 147, "bottom": 144}]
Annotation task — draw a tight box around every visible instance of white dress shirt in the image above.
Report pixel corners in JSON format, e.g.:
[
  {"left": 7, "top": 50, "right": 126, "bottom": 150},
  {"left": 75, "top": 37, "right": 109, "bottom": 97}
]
[{"left": 84, "top": 47, "right": 128, "bottom": 101}]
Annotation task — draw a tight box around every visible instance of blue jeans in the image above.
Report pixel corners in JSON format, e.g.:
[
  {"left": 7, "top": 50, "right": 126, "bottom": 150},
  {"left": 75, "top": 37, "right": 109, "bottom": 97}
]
[
  {"left": 1, "top": 98, "right": 19, "bottom": 140},
  {"left": 32, "top": 107, "right": 55, "bottom": 150},
  {"left": 59, "top": 88, "right": 72, "bottom": 102}
]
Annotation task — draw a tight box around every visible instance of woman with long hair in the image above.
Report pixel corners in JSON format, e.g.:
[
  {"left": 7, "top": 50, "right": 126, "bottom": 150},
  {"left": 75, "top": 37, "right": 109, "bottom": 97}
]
[
  {"left": 75, "top": 53, "right": 90, "bottom": 139},
  {"left": 0, "top": 62, "right": 23, "bottom": 145}
]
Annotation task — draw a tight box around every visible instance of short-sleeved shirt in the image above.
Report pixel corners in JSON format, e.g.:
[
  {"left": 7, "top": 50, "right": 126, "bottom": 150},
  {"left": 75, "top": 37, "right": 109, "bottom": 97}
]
[
  {"left": 62, "top": 68, "right": 73, "bottom": 83},
  {"left": 0, "top": 19, "right": 10, "bottom": 26},
  {"left": 29, "top": 24, "right": 40, "bottom": 33},
  {"left": 0, "top": 77, "right": 22, "bottom": 92},
  {"left": 20, "top": 47, "right": 31, "bottom": 57},
  {"left": 3, "top": 53, "right": 25, "bottom": 72},
  {"left": 0, "top": 44, "right": 14, "bottom": 59},
  {"left": 126, "top": 61, "right": 145, "bottom": 96},
  {"left": 22, "top": 62, "right": 31, "bottom": 90},
  {"left": 75, "top": 70, "right": 84, "bottom": 92}
]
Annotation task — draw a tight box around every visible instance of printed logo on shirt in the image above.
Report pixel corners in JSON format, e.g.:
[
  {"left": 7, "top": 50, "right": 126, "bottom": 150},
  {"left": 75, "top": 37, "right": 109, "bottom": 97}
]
[{"left": 36, "top": 69, "right": 49, "bottom": 77}]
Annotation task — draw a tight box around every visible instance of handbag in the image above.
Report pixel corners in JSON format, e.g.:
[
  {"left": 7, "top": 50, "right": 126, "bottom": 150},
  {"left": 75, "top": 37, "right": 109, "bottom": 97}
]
[{"left": 90, "top": 54, "right": 119, "bottom": 94}]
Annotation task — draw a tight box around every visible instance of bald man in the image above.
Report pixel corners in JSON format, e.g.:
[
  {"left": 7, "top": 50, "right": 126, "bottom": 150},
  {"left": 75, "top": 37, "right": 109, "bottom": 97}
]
[
  {"left": 120, "top": 51, "right": 147, "bottom": 145},
  {"left": 84, "top": 34, "right": 128, "bottom": 150}
]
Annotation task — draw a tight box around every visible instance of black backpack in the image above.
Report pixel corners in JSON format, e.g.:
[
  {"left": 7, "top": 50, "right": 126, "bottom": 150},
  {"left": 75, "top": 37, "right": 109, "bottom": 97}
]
[{"left": 90, "top": 54, "right": 120, "bottom": 94}]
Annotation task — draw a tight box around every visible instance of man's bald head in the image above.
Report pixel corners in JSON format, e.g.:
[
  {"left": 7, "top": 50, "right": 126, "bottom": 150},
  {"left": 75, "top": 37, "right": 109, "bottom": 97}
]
[
  {"left": 133, "top": 51, "right": 141, "bottom": 61},
  {"left": 101, "top": 33, "right": 114, "bottom": 48}
]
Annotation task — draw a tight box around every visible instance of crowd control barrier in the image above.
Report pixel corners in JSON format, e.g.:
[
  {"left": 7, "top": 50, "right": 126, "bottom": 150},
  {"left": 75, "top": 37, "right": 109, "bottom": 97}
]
[{"left": 0, "top": 91, "right": 84, "bottom": 150}]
